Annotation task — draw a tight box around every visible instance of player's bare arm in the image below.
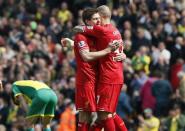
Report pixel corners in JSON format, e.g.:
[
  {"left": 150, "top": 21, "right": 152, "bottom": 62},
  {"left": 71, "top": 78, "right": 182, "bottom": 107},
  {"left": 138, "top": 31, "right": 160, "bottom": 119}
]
[
  {"left": 72, "top": 25, "right": 85, "bottom": 34},
  {"left": 61, "top": 38, "right": 124, "bottom": 62},
  {"left": 61, "top": 38, "right": 74, "bottom": 47},
  {"left": 79, "top": 40, "right": 119, "bottom": 62},
  {"left": 73, "top": 25, "right": 104, "bottom": 37}
]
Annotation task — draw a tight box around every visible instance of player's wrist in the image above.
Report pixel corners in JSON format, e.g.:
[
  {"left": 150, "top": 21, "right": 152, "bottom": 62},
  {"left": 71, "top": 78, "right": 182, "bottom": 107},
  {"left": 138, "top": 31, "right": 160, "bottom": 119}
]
[{"left": 105, "top": 47, "right": 112, "bottom": 53}]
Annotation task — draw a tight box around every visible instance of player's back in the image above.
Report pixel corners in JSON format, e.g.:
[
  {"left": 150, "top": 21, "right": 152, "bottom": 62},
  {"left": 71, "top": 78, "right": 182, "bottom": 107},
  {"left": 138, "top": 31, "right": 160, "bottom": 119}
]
[
  {"left": 13, "top": 80, "right": 50, "bottom": 90},
  {"left": 12, "top": 80, "right": 50, "bottom": 100},
  {"left": 94, "top": 24, "right": 123, "bottom": 84},
  {"left": 96, "top": 24, "right": 122, "bottom": 50},
  {"left": 74, "top": 34, "right": 98, "bottom": 84}
]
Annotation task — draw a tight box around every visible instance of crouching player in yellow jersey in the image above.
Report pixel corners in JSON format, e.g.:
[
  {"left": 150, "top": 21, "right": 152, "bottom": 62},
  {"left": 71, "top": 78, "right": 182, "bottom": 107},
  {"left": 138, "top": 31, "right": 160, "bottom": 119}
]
[{"left": 0, "top": 80, "right": 58, "bottom": 131}]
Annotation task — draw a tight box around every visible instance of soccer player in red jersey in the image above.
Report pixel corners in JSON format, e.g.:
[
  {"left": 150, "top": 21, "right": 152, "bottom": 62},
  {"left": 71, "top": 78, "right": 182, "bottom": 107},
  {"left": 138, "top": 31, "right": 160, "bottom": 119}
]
[
  {"left": 74, "top": 5, "right": 128, "bottom": 131},
  {"left": 69, "top": 8, "right": 120, "bottom": 131}
]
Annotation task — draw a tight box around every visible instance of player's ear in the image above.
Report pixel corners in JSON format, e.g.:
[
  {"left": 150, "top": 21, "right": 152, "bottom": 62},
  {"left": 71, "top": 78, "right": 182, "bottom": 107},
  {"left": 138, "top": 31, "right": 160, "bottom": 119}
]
[{"left": 85, "top": 20, "right": 89, "bottom": 25}]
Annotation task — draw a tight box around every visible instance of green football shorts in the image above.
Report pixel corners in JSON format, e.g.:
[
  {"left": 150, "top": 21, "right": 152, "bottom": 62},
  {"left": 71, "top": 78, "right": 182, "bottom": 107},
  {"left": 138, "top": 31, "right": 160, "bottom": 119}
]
[{"left": 27, "top": 88, "right": 58, "bottom": 118}]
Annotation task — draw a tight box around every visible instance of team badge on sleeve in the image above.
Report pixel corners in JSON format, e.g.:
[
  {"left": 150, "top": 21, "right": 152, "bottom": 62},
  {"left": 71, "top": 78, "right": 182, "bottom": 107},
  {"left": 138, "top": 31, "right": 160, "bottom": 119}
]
[{"left": 78, "top": 41, "right": 85, "bottom": 47}]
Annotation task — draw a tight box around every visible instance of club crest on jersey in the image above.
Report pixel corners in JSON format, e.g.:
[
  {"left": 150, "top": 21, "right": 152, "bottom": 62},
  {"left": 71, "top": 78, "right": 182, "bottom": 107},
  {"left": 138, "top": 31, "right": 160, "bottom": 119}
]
[
  {"left": 78, "top": 41, "right": 85, "bottom": 47},
  {"left": 87, "top": 26, "right": 93, "bottom": 29}
]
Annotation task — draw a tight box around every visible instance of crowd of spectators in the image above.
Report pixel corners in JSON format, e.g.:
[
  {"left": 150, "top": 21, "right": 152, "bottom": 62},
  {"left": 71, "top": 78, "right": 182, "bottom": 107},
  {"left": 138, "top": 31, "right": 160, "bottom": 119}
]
[{"left": 0, "top": 0, "right": 185, "bottom": 130}]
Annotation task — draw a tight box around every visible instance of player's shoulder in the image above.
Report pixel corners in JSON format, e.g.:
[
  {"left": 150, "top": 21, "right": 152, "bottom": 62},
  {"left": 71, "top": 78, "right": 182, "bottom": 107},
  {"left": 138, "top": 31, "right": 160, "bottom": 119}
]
[
  {"left": 108, "top": 24, "right": 118, "bottom": 30},
  {"left": 74, "top": 34, "right": 89, "bottom": 48},
  {"left": 109, "top": 24, "right": 121, "bottom": 36},
  {"left": 75, "top": 33, "right": 87, "bottom": 40}
]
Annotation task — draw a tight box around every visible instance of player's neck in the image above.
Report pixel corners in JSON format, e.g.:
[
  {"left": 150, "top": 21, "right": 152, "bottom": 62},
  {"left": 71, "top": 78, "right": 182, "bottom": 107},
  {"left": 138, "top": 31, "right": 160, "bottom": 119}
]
[{"left": 102, "top": 19, "right": 110, "bottom": 25}]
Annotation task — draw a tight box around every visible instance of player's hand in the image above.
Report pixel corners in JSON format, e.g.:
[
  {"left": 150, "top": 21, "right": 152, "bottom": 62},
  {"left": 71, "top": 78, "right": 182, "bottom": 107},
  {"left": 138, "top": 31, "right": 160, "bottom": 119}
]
[
  {"left": 0, "top": 80, "right": 3, "bottom": 92},
  {"left": 61, "top": 38, "right": 74, "bottom": 47},
  {"left": 114, "top": 52, "right": 126, "bottom": 61},
  {"left": 72, "top": 25, "right": 84, "bottom": 33},
  {"left": 108, "top": 40, "right": 120, "bottom": 51}
]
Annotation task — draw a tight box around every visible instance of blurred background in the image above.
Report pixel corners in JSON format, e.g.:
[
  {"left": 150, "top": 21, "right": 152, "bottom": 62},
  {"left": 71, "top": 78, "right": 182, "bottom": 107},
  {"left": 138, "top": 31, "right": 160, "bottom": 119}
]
[{"left": 0, "top": 0, "right": 185, "bottom": 131}]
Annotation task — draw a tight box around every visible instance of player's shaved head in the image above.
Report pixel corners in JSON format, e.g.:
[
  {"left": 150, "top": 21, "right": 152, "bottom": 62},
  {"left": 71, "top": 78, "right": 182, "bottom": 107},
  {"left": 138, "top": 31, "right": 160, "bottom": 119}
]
[{"left": 97, "top": 5, "right": 111, "bottom": 18}]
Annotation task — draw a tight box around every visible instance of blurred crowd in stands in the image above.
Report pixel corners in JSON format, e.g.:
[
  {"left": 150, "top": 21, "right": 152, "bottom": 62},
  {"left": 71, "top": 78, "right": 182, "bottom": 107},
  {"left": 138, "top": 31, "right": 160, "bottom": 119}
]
[{"left": 0, "top": 0, "right": 185, "bottom": 130}]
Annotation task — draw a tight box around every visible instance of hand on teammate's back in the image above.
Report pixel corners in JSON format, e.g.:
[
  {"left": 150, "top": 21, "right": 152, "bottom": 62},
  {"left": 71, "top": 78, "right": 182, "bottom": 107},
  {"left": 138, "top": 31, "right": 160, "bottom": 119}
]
[
  {"left": 114, "top": 52, "right": 127, "bottom": 61},
  {"left": 72, "top": 25, "right": 85, "bottom": 33},
  {"left": 61, "top": 38, "right": 74, "bottom": 47}
]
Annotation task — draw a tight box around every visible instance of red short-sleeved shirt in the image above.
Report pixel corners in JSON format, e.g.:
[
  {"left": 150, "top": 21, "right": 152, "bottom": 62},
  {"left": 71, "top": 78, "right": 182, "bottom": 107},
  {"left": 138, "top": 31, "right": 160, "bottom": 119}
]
[
  {"left": 74, "top": 34, "right": 98, "bottom": 84},
  {"left": 83, "top": 24, "right": 124, "bottom": 84}
]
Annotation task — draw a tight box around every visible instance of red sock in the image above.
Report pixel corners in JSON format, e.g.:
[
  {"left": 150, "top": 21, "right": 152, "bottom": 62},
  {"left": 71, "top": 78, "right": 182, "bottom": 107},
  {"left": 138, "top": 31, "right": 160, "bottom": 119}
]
[
  {"left": 101, "top": 117, "right": 115, "bottom": 131},
  {"left": 113, "top": 114, "right": 127, "bottom": 131},
  {"left": 77, "top": 122, "right": 89, "bottom": 131},
  {"left": 90, "top": 122, "right": 103, "bottom": 131}
]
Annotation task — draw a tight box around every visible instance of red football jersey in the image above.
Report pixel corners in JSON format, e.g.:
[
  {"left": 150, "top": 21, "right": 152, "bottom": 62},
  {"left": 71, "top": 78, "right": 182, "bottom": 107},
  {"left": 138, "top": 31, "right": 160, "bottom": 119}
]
[
  {"left": 74, "top": 34, "right": 98, "bottom": 84},
  {"left": 83, "top": 24, "right": 124, "bottom": 84}
]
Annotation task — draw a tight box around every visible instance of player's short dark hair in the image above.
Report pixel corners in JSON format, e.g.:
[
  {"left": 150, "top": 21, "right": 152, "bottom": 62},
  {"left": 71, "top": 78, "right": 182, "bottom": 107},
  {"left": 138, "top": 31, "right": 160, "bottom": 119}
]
[{"left": 82, "top": 8, "right": 98, "bottom": 24}]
